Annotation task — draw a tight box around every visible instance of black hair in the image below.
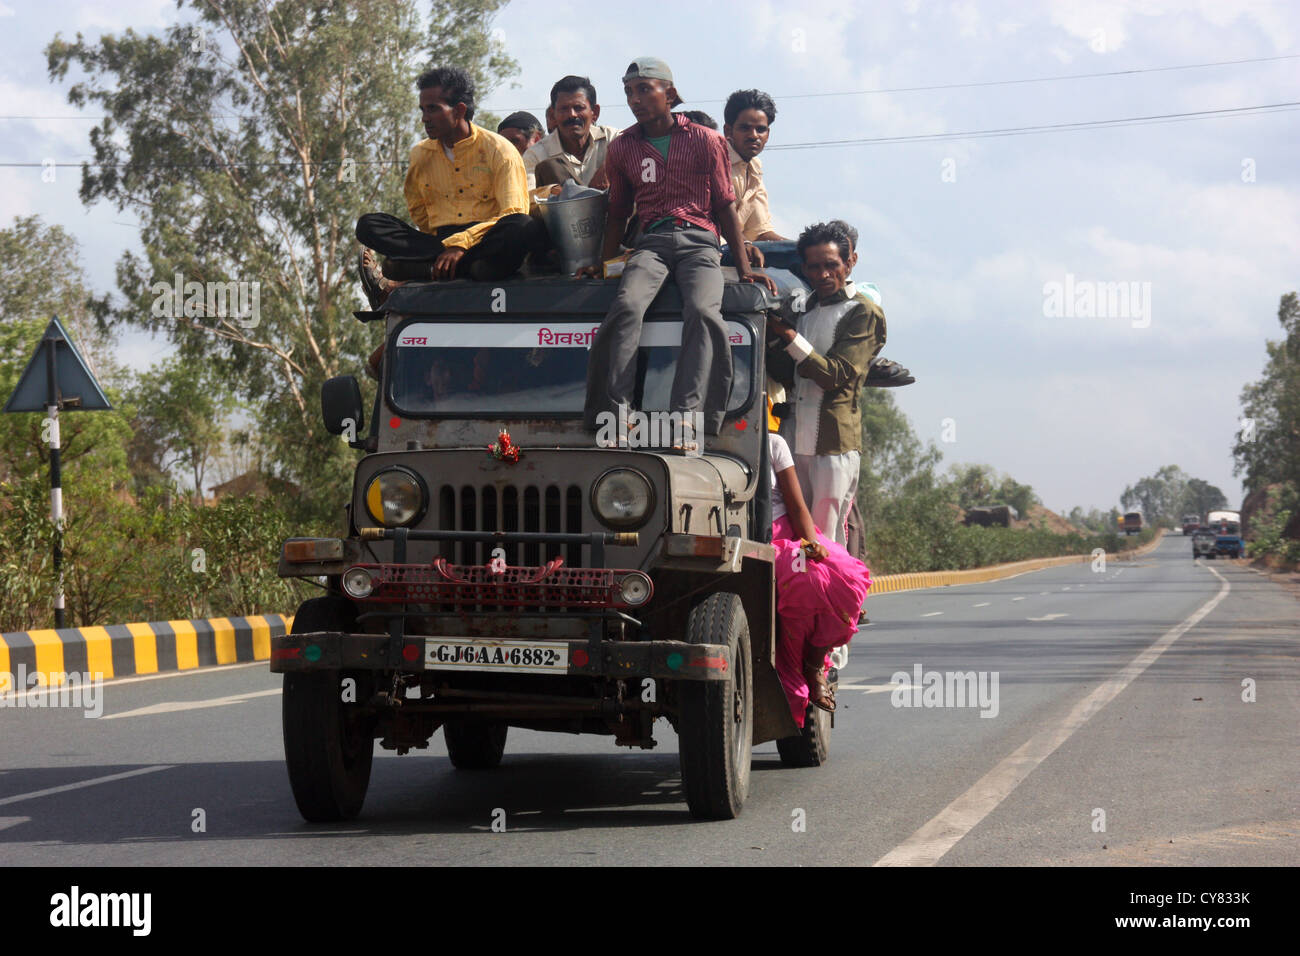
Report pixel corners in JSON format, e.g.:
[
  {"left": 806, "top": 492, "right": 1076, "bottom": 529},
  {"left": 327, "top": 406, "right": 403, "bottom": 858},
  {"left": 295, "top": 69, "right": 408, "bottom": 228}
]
[
  {"left": 679, "top": 110, "right": 717, "bottom": 130},
  {"left": 723, "top": 89, "right": 777, "bottom": 127},
  {"left": 550, "top": 75, "right": 598, "bottom": 108},
  {"left": 796, "top": 221, "right": 853, "bottom": 263},
  {"left": 498, "top": 111, "right": 543, "bottom": 134},
  {"left": 416, "top": 66, "right": 476, "bottom": 121},
  {"left": 826, "top": 218, "right": 859, "bottom": 251}
]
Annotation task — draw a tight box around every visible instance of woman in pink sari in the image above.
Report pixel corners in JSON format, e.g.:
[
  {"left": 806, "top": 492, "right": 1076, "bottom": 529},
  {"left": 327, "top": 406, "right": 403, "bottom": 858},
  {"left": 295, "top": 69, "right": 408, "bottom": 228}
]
[{"left": 768, "top": 398, "right": 872, "bottom": 726}]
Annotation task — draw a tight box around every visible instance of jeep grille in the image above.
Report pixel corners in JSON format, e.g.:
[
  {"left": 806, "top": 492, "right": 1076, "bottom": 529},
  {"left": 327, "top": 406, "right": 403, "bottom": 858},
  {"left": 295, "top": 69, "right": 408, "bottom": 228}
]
[{"left": 436, "top": 483, "right": 587, "bottom": 568}]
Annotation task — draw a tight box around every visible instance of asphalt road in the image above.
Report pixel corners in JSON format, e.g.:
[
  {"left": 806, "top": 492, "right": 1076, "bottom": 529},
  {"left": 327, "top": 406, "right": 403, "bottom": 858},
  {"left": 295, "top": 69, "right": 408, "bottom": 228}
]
[{"left": 1, "top": 533, "right": 1296, "bottom": 866}]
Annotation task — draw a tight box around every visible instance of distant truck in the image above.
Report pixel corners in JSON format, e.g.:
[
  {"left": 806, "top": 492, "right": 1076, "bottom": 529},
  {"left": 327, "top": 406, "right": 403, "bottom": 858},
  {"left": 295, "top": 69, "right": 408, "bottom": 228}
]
[
  {"left": 1206, "top": 510, "right": 1243, "bottom": 558},
  {"left": 1122, "top": 511, "right": 1143, "bottom": 535},
  {"left": 1182, "top": 514, "right": 1200, "bottom": 535}
]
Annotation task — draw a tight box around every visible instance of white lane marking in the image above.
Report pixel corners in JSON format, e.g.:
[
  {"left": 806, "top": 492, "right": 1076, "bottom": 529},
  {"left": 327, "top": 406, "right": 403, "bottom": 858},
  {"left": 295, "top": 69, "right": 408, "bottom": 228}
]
[
  {"left": 1061, "top": 586, "right": 1072, "bottom": 591},
  {"left": 874, "top": 566, "right": 1231, "bottom": 867},
  {"left": 1011, "top": 597, "right": 1026, "bottom": 602},
  {"left": 101, "top": 688, "right": 280, "bottom": 720},
  {"left": 922, "top": 611, "right": 944, "bottom": 617},
  {"left": 1027, "top": 613, "right": 1069, "bottom": 622},
  {"left": 0, "top": 817, "right": 31, "bottom": 830},
  {"left": 972, "top": 602, "right": 991, "bottom": 608},
  {"left": 0, "top": 766, "right": 173, "bottom": 808},
  {"left": 0, "top": 660, "right": 269, "bottom": 706},
  {"left": 1039, "top": 592, "right": 1049, "bottom": 595},
  {"left": 838, "top": 683, "right": 915, "bottom": 695}
]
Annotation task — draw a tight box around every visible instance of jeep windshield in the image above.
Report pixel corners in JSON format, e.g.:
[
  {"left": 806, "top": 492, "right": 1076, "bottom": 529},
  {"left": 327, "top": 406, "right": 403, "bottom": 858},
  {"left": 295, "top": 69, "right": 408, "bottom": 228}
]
[{"left": 387, "top": 318, "right": 755, "bottom": 418}]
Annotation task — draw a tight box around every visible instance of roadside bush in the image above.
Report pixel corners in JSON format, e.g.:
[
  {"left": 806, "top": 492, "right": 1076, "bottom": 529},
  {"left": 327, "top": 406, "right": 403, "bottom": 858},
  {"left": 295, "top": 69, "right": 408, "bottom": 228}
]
[
  {"left": 1246, "top": 482, "right": 1300, "bottom": 565},
  {"left": 1, "top": 480, "right": 314, "bottom": 631},
  {"left": 865, "top": 501, "right": 1154, "bottom": 575}
]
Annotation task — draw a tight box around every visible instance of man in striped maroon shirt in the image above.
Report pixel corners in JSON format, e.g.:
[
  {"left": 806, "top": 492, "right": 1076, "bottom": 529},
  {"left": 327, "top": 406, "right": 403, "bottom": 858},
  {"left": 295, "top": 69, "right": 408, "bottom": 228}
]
[{"left": 581, "top": 57, "right": 776, "bottom": 442}]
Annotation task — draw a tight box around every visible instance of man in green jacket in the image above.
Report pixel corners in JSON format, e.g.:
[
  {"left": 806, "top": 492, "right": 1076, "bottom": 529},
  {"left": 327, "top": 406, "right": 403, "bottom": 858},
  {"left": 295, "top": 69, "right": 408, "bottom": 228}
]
[{"left": 766, "top": 220, "right": 886, "bottom": 546}]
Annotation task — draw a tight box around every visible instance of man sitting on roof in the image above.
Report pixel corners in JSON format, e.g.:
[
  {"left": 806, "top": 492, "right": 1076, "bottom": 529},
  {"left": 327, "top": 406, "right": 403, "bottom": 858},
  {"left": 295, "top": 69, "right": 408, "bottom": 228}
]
[
  {"left": 523, "top": 74, "right": 621, "bottom": 199},
  {"left": 579, "top": 57, "right": 776, "bottom": 444},
  {"left": 356, "top": 66, "right": 547, "bottom": 308}
]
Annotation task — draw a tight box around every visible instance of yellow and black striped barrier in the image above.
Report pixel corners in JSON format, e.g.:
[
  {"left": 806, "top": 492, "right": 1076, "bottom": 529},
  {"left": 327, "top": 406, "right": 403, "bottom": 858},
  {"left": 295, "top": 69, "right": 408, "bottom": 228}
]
[
  {"left": 0, "top": 614, "right": 292, "bottom": 690},
  {"left": 868, "top": 532, "right": 1164, "bottom": 595}
]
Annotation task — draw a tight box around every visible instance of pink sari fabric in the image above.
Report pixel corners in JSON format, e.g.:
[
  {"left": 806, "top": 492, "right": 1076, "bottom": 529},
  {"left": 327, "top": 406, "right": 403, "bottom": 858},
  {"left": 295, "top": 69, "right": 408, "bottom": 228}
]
[{"left": 771, "top": 514, "right": 872, "bottom": 727}]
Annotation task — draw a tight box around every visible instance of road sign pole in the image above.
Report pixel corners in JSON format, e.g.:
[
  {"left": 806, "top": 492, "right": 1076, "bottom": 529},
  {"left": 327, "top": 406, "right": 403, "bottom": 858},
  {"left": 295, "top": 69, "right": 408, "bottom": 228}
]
[
  {"left": 4, "top": 316, "right": 112, "bottom": 629},
  {"left": 45, "top": 336, "right": 65, "bottom": 629}
]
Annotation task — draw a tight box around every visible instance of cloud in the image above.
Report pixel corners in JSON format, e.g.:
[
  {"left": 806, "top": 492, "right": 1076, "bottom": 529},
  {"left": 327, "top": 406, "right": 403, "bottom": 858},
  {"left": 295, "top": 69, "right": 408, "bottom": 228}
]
[{"left": 0, "top": 79, "right": 96, "bottom": 149}]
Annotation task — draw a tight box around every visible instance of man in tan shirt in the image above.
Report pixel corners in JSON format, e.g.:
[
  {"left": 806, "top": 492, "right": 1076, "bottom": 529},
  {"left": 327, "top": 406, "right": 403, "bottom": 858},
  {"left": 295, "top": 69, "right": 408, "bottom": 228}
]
[
  {"left": 720, "top": 89, "right": 787, "bottom": 271},
  {"left": 523, "top": 75, "right": 621, "bottom": 196}
]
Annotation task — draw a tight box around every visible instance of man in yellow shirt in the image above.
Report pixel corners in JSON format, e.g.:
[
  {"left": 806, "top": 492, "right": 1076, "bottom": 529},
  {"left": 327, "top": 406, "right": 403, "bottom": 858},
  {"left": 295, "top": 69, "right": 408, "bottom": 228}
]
[{"left": 357, "top": 66, "right": 546, "bottom": 303}]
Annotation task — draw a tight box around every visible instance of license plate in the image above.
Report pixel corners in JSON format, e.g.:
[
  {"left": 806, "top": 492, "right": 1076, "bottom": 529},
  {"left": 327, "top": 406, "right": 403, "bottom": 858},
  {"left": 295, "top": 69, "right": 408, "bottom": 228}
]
[{"left": 424, "top": 639, "right": 569, "bottom": 674}]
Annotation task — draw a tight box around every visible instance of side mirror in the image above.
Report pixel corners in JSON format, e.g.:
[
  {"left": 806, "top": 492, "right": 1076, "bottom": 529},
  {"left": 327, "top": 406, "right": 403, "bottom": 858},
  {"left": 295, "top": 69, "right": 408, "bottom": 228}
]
[{"left": 322, "top": 375, "right": 364, "bottom": 444}]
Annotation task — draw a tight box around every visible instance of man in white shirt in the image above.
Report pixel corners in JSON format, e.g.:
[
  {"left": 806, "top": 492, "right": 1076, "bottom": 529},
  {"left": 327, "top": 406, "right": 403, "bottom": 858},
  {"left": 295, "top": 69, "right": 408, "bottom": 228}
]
[{"left": 523, "top": 75, "right": 621, "bottom": 194}]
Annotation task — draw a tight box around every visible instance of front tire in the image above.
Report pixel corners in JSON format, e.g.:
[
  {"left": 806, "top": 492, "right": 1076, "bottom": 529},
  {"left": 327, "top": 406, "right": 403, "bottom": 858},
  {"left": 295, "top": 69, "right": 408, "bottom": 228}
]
[
  {"left": 282, "top": 597, "right": 375, "bottom": 823},
  {"left": 677, "top": 592, "right": 752, "bottom": 820}
]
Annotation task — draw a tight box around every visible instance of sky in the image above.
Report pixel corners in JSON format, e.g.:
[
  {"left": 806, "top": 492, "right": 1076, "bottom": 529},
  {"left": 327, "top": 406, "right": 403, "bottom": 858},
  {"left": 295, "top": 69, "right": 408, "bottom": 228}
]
[{"left": 1, "top": 0, "right": 1297, "bottom": 514}]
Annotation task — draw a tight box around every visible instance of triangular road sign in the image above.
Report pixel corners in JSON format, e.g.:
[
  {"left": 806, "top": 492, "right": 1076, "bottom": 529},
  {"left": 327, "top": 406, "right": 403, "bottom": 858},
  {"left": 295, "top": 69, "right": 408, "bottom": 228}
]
[{"left": 3, "top": 316, "right": 112, "bottom": 413}]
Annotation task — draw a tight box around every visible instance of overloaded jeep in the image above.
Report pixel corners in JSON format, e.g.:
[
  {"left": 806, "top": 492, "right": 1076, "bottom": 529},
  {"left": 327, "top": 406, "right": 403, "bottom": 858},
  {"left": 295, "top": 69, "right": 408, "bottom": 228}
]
[{"left": 270, "top": 268, "right": 835, "bottom": 822}]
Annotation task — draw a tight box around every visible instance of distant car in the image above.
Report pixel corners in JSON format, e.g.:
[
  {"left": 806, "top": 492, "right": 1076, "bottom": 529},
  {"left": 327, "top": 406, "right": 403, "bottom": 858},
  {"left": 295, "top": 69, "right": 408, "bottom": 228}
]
[
  {"left": 1182, "top": 514, "right": 1200, "bottom": 535},
  {"left": 1192, "top": 529, "right": 1217, "bottom": 560},
  {"left": 1122, "top": 511, "right": 1143, "bottom": 535}
]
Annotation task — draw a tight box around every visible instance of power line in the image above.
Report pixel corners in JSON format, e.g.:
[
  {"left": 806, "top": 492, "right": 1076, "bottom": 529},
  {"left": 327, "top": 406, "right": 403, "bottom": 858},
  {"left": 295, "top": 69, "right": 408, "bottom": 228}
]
[
  {"left": 479, "top": 52, "right": 1300, "bottom": 114},
  {"left": 763, "top": 101, "right": 1300, "bottom": 150},
  {"left": 5, "top": 52, "right": 1298, "bottom": 122},
  {"left": 2, "top": 100, "right": 1293, "bottom": 167}
]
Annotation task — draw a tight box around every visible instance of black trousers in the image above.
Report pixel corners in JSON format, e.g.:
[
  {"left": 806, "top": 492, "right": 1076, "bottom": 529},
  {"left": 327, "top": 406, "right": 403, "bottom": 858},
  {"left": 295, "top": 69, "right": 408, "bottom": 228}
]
[{"left": 356, "top": 212, "right": 546, "bottom": 281}]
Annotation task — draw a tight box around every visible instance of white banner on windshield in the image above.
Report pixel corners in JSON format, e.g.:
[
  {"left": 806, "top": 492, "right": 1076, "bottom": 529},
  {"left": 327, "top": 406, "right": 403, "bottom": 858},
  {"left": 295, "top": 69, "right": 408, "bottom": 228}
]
[{"left": 394, "top": 321, "right": 753, "bottom": 349}]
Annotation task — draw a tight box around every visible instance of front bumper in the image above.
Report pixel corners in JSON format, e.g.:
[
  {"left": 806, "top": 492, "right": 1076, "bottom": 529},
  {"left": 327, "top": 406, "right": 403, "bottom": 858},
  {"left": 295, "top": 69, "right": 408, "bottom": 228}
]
[{"left": 270, "top": 631, "right": 731, "bottom": 681}]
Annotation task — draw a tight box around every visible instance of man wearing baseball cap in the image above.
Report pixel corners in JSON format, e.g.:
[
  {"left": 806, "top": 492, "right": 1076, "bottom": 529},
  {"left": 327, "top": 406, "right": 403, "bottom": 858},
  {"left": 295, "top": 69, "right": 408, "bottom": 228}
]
[{"left": 581, "top": 57, "right": 776, "bottom": 443}]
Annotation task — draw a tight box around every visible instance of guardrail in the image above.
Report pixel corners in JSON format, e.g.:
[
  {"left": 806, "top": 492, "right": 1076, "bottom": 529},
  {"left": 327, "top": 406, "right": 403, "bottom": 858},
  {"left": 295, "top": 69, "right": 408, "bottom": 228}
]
[
  {"left": 0, "top": 614, "right": 291, "bottom": 691},
  {"left": 868, "top": 531, "right": 1165, "bottom": 594}
]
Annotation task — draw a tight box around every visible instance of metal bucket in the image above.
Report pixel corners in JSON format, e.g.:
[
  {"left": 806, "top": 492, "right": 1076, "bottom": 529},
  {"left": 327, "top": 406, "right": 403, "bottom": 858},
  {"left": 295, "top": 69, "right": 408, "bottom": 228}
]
[{"left": 537, "top": 190, "right": 608, "bottom": 274}]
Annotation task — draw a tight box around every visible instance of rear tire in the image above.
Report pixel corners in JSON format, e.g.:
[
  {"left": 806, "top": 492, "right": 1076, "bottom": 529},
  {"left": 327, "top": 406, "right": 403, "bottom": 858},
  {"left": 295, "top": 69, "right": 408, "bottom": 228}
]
[
  {"left": 282, "top": 597, "right": 375, "bottom": 823},
  {"left": 444, "top": 719, "right": 508, "bottom": 769},
  {"left": 776, "top": 696, "right": 831, "bottom": 767},
  {"left": 678, "top": 592, "right": 752, "bottom": 820}
]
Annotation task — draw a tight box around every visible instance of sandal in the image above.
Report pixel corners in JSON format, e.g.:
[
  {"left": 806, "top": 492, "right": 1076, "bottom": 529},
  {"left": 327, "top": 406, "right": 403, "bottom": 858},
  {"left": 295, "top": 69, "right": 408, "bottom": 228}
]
[
  {"left": 866, "top": 357, "right": 916, "bottom": 387},
  {"left": 358, "top": 247, "right": 396, "bottom": 309},
  {"left": 802, "top": 644, "right": 836, "bottom": 713}
]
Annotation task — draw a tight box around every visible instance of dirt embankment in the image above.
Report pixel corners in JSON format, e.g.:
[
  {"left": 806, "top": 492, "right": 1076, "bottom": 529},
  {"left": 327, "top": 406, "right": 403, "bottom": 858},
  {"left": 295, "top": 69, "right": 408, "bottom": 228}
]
[{"left": 1013, "top": 505, "right": 1080, "bottom": 535}]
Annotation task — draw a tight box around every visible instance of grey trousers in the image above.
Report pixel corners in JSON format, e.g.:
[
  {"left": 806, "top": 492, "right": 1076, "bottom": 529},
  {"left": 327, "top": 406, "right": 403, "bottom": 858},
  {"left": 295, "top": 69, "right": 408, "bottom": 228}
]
[{"left": 584, "top": 227, "right": 730, "bottom": 435}]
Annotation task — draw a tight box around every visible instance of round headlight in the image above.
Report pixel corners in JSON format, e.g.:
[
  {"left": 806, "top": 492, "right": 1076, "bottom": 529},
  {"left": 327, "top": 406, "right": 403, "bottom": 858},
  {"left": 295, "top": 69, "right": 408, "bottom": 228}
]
[
  {"left": 618, "top": 572, "right": 652, "bottom": 606},
  {"left": 342, "top": 566, "right": 374, "bottom": 599},
  {"left": 364, "top": 467, "right": 426, "bottom": 527},
  {"left": 591, "top": 468, "right": 654, "bottom": 528}
]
